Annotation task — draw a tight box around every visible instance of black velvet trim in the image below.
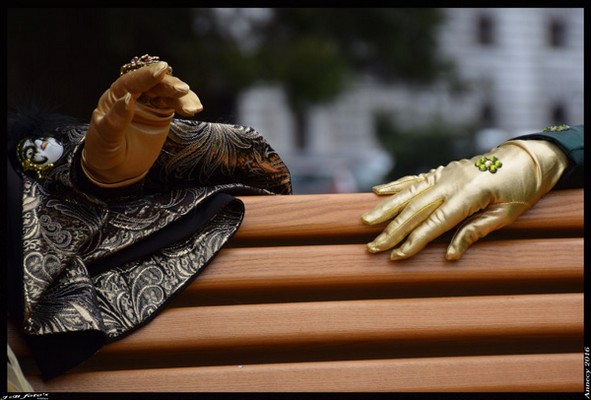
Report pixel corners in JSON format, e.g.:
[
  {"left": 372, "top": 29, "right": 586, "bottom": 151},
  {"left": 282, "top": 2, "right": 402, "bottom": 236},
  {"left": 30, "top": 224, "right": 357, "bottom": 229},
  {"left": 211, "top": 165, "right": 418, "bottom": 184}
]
[
  {"left": 86, "top": 192, "right": 238, "bottom": 276},
  {"left": 6, "top": 158, "right": 25, "bottom": 323},
  {"left": 25, "top": 329, "right": 107, "bottom": 380}
]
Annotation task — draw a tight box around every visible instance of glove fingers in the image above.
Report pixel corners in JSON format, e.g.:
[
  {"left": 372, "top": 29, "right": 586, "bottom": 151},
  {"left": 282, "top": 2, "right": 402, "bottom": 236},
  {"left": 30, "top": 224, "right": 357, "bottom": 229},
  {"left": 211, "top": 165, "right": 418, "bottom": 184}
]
[
  {"left": 111, "top": 62, "right": 171, "bottom": 98},
  {"left": 372, "top": 175, "right": 423, "bottom": 195},
  {"left": 151, "top": 90, "right": 204, "bottom": 117},
  {"left": 94, "top": 93, "right": 136, "bottom": 142},
  {"left": 445, "top": 203, "right": 529, "bottom": 260},
  {"left": 367, "top": 197, "right": 443, "bottom": 253},
  {"left": 83, "top": 93, "right": 136, "bottom": 177},
  {"left": 361, "top": 197, "right": 406, "bottom": 226},
  {"left": 362, "top": 179, "right": 431, "bottom": 225},
  {"left": 144, "top": 75, "right": 191, "bottom": 98},
  {"left": 389, "top": 197, "right": 477, "bottom": 260}
]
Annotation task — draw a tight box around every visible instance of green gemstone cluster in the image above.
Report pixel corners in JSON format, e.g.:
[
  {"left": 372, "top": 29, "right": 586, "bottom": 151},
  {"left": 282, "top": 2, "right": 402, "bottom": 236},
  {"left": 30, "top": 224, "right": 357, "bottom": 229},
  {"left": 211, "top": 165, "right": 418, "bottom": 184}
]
[
  {"left": 475, "top": 155, "right": 502, "bottom": 173},
  {"left": 543, "top": 124, "right": 570, "bottom": 132}
]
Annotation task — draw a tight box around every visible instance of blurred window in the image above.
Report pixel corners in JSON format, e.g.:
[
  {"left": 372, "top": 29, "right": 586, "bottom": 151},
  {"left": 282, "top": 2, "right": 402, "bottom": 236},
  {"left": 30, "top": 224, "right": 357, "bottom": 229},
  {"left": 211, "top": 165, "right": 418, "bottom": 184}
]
[
  {"left": 476, "top": 14, "right": 496, "bottom": 46},
  {"left": 550, "top": 103, "right": 567, "bottom": 124},
  {"left": 548, "top": 18, "right": 567, "bottom": 48},
  {"left": 480, "top": 101, "right": 496, "bottom": 127}
]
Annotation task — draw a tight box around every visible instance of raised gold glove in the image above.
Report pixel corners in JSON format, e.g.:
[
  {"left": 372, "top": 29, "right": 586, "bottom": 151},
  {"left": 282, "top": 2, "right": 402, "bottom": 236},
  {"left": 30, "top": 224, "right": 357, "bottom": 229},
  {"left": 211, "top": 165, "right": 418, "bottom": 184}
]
[
  {"left": 362, "top": 139, "right": 568, "bottom": 260},
  {"left": 81, "top": 59, "right": 203, "bottom": 188}
]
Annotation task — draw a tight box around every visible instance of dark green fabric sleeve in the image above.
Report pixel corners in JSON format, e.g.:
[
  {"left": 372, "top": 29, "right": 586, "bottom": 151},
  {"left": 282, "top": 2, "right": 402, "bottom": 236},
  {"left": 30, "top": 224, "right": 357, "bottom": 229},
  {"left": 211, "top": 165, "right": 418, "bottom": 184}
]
[{"left": 511, "top": 125, "right": 584, "bottom": 189}]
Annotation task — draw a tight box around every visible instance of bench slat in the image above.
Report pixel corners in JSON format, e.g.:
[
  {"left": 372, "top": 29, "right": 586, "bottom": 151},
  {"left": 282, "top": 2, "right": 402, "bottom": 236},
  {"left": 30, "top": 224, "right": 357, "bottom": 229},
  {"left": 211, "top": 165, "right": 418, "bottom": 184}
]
[
  {"left": 9, "top": 292, "right": 582, "bottom": 370},
  {"left": 78, "top": 293, "right": 586, "bottom": 354},
  {"left": 25, "top": 353, "right": 583, "bottom": 392},
  {"left": 161, "top": 237, "right": 582, "bottom": 307},
  {"left": 235, "top": 189, "right": 583, "bottom": 243}
]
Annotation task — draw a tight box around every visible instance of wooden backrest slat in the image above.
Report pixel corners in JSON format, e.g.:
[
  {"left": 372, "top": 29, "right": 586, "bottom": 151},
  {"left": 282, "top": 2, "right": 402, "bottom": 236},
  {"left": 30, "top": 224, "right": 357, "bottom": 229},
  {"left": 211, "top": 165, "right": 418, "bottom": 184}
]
[
  {"left": 234, "top": 189, "right": 583, "bottom": 244},
  {"left": 10, "top": 293, "right": 580, "bottom": 358},
  {"left": 169, "top": 237, "right": 583, "bottom": 306},
  {"left": 107, "top": 293, "right": 583, "bottom": 355},
  {"left": 85, "top": 293, "right": 587, "bottom": 353},
  {"left": 24, "top": 353, "right": 583, "bottom": 392}
]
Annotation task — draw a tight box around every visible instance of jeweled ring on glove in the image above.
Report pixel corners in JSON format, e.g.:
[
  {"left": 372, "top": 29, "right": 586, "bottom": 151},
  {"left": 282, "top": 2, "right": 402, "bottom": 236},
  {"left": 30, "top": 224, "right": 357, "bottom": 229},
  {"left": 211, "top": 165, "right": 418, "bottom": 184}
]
[
  {"left": 120, "top": 54, "right": 173, "bottom": 76},
  {"left": 475, "top": 155, "right": 503, "bottom": 173}
]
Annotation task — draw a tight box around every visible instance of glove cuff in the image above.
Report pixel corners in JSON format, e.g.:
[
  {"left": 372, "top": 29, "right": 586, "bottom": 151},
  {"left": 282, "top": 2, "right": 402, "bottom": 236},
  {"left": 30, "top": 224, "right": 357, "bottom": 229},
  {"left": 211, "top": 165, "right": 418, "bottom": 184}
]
[
  {"left": 501, "top": 139, "right": 569, "bottom": 195},
  {"left": 80, "top": 156, "right": 150, "bottom": 188}
]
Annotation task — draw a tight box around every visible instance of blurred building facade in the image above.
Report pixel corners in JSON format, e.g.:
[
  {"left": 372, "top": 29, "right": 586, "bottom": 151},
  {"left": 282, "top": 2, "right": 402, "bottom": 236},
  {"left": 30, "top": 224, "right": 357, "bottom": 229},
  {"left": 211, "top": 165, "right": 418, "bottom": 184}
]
[{"left": 236, "top": 8, "right": 584, "bottom": 193}]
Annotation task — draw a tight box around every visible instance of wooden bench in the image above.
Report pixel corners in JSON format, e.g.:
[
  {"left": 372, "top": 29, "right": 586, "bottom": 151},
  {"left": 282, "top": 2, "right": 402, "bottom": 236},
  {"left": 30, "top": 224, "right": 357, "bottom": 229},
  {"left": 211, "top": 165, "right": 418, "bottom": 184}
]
[{"left": 7, "top": 188, "right": 584, "bottom": 392}]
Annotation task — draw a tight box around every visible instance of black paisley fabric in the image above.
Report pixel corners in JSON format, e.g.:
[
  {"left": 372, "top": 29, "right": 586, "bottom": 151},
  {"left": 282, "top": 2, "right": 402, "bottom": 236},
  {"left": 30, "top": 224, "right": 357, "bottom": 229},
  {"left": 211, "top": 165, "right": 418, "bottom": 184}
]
[{"left": 7, "top": 114, "right": 291, "bottom": 379}]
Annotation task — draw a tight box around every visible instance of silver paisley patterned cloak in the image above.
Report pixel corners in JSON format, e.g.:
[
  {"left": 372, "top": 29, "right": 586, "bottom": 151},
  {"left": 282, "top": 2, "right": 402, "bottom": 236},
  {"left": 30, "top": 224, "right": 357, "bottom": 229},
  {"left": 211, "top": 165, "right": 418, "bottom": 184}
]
[{"left": 8, "top": 116, "right": 291, "bottom": 379}]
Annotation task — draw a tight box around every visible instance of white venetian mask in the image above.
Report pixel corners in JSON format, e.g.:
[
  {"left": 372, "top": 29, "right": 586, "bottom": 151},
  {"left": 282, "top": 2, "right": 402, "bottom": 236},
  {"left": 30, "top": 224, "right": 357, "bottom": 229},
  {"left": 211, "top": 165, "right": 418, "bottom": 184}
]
[{"left": 17, "top": 136, "right": 64, "bottom": 178}]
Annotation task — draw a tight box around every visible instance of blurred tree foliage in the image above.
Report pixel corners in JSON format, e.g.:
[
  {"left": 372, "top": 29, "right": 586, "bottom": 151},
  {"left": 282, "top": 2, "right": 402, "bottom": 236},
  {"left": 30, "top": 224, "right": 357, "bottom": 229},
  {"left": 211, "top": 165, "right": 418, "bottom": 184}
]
[
  {"left": 7, "top": 8, "right": 452, "bottom": 128},
  {"left": 251, "top": 8, "right": 454, "bottom": 148}
]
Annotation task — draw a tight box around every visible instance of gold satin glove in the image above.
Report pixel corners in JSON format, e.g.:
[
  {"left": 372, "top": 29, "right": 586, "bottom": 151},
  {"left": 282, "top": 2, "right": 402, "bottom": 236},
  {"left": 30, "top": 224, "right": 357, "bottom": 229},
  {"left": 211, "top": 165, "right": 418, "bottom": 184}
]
[
  {"left": 362, "top": 139, "right": 568, "bottom": 260},
  {"left": 81, "top": 61, "right": 203, "bottom": 188}
]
